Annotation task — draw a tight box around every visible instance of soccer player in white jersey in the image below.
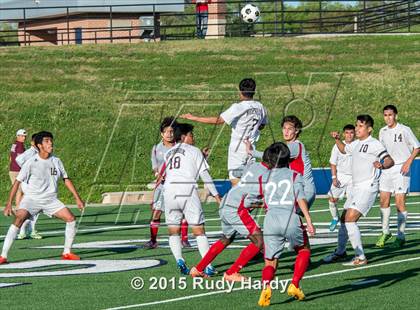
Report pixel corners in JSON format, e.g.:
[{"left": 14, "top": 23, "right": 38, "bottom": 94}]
[
  {"left": 323, "top": 115, "right": 394, "bottom": 266},
  {"left": 375, "top": 105, "right": 419, "bottom": 248},
  {"left": 328, "top": 124, "right": 355, "bottom": 231},
  {"left": 0, "top": 131, "right": 85, "bottom": 264},
  {"left": 180, "top": 78, "right": 267, "bottom": 186},
  {"left": 157, "top": 123, "right": 222, "bottom": 275},
  {"left": 15, "top": 132, "right": 43, "bottom": 240},
  {"left": 144, "top": 117, "right": 191, "bottom": 249}
]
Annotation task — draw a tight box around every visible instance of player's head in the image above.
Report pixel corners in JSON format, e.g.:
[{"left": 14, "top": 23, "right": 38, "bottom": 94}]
[
  {"left": 160, "top": 116, "right": 177, "bottom": 143},
  {"left": 239, "top": 78, "right": 256, "bottom": 99},
  {"left": 174, "top": 123, "right": 194, "bottom": 145},
  {"left": 34, "top": 131, "right": 54, "bottom": 154},
  {"left": 355, "top": 115, "right": 374, "bottom": 139},
  {"left": 342, "top": 124, "right": 355, "bottom": 143},
  {"left": 281, "top": 115, "right": 302, "bottom": 141},
  {"left": 30, "top": 132, "right": 38, "bottom": 146},
  {"left": 15, "top": 129, "right": 27, "bottom": 143},
  {"left": 263, "top": 142, "right": 290, "bottom": 169},
  {"left": 383, "top": 104, "right": 398, "bottom": 127}
]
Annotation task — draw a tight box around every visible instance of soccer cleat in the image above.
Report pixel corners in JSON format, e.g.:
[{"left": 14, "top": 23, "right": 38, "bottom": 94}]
[
  {"left": 322, "top": 251, "right": 347, "bottom": 263},
  {"left": 204, "top": 265, "right": 218, "bottom": 277},
  {"left": 329, "top": 219, "right": 339, "bottom": 232},
  {"left": 258, "top": 286, "right": 272, "bottom": 307},
  {"left": 30, "top": 231, "right": 43, "bottom": 240},
  {"left": 390, "top": 237, "right": 406, "bottom": 248},
  {"left": 342, "top": 256, "right": 367, "bottom": 267},
  {"left": 181, "top": 240, "right": 192, "bottom": 248},
  {"left": 223, "top": 272, "right": 248, "bottom": 282},
  {"left": 17, "top": 232, "right": 27, "bottom": 240},
  {"left": 62, "top": 253, "right": 81, "bottom": 260},
  {"left": 177, "top": 259, "right": 190, "bottom": 275},
  {"left": 0, "top": 256, "right": 8, "bottom": 264},
  {"left": 143, "top": 240, "right": 158, "bottom": 249},
  {"left": 190, "top": 267, "right": 208, "bottom": 278},
  {"left": 287, "top": 283, "right": 305, "bottom": 301},
  {"left": 375, "top": 233, "right": 392, "bottom": 248}
]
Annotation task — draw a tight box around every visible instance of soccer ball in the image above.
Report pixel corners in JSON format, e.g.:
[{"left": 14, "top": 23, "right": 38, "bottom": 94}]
[{"left": 241, "top": 4, "right": 260, "bottom": 24}]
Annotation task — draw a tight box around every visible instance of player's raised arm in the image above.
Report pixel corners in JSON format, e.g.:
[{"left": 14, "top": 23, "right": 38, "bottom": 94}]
[
  {"left": 330, "top": 131, "right": 346, "bottom": 154},
  {"left": 64, "top": 179, "right": 85, "bottom": 211},
  {"left": 179, "top": 113, "right": 225, "bottom": 125}
]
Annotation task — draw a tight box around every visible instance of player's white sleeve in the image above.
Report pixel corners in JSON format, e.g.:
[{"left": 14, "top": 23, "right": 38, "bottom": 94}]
[
  {"left": 344, "top": 140, "right": 357, "bottom": 154},
  {"left": 16, "top": 160, "right": 31, "bottom": 183},
  {"left": 151, "top": 145, "right": 158, "bottom": 171},
  {"left": 404, "top": 126, "right": 420, "bottom": 150},
  {"left": 195, "top": 149, "right": 210, "bottom": 175},
  {"left": 15, "top": 149, "right": 32, "bottom": 167},
  {"left": 199, "top": 169, "right": 218, "bottom": 196},
  {"left": 220, "top": 103, "right": 241, "bottom": 125},
  {"left": 329, "top": 145, "right": 339, "bottom": 165},
  {"left": 288, "top": 142, "right": 300, "bottom": 159},
  {"left": 373, "top": 141, "right": 390, "bottom": 161},
  {"left": 57, "top": 158, "right": 69, "bottom": 179},
  {"left": 379, "top": 128, "right": 385, "bottom": 145},
  {"left": 261, "top": 107, "right": 268, "bottom": 125}
]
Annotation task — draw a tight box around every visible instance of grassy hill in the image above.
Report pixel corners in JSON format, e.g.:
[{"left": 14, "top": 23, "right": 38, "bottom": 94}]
[{"left": 0, "top": 35, "right": 419, "bottom": 203}]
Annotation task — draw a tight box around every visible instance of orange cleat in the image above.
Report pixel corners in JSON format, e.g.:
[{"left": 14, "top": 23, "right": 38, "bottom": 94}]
[
  {"left": 0, "top": 256, "right": 8, "bottom": 264},
  {"left": 190, "top": 267, "right": 208, "bottom": 278},
  {"left": 62, "top": 253, "right": 81, "bottom": 260}
]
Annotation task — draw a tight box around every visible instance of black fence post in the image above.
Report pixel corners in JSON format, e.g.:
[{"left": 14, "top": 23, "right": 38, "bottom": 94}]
[
  {"left": 23, "top": 8, "right": 27, "bottom": 46},
  {"left": 109, "top": 5, "right": 113, "bottom": 43},
  {"left": 281, "top": 0, "right": 285, "bottom": 35},
  {"left": 66, "top": 7, "right": 70, "bottom": 45}
]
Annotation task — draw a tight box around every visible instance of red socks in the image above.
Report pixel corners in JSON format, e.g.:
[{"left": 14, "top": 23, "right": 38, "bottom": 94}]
[
  {"left": 292, "top": 248, "right": 311, "bottom": 288},
  {"left": 150, "top": 220, "right": 160, "bottom": 242},
  {"left": 196, "top": 240, "right": 226, "bottom": 272},
  {"left": 226, "top": 242, "right": 261, "bottom": 275},
  {"left": 181, "top": 219, "right": 188, "bottom": 241},
  {"left": 262, "top": 265, "right": 276, "bottom": 286}
]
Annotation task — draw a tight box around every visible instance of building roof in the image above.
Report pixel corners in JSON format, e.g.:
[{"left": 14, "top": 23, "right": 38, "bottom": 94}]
[{"left": 0, "top": 0, "right": 184, "bottom": 20}]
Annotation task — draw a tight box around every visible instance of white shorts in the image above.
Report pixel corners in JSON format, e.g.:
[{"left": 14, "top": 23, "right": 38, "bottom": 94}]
[
  {"left": 329, "top": 174, "right": 352, "bottom": 200},
  {"left": 19, "top": 196, "right": 66, "bottom": 218},
  {"left": 152, "top": 184, "right": 164, "bottom": 211},
  {"left": 228, "top": 142, "right": 253, "bottom": 180},
  {"left": 344, "top": 182, "right": 378, "bottom": 217},
  {"left": 163, "top": 186, "right": 204, "bottom": 226},
  {"left": 379, "top": 164, "right": 410, "bottom": 194}
]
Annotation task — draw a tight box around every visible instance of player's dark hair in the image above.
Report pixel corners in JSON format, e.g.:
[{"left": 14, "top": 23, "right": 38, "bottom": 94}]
[
  {"left": 160, "top": 116, "right": 178, "bottom": 133},
  {"left": 31, "top": 133, "right": 38, "bottom": 141},
  {"left": 34, "top": 131, "right": 53, "bottom": 148},
  {"left": 174, "top": 123, "right": 194, "bottom": 142},
  {"left": 356, "top": 114, "right": 374, "bottom": 128},
  {"left": 281, "top": 115, "right": 303, "bottom": 137},
  {"left": 239, "top": 78, "right": 256, "bottom": 98},
  {"left": 263, "top": 142, "right": 290, "bottom": 169},
  {"left": 383, "top": 104, "right": 398, "bottom": 114},
  {"left": 343, "top": 124, "right": 355, "bottom": 131}
]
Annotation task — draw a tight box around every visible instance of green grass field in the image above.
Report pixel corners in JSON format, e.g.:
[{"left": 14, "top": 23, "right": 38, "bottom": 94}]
[
  {"left": 0, "top": 35, "right": 419, "bottom": 203},
  {"left": 0, "top": 196, "right": 419, "bottom": 310}
]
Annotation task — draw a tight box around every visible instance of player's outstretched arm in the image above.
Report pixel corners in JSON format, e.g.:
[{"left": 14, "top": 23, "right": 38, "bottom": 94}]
[
  {"left": 330, "top": 131, "right": 346, "bottom": 154},
  {"left": 180, "top": 113, "right": 225, "bottom": 125},
  {"left": 64, "top": 179, "right": 85, "bottom": 211},
  {"left": 374, "top": 155, "right": 394, "bottom": 170},
  {"left": 297, "top": 199, "right": 315, "bottom": 236},
  {"left": 4, "top": 181, "right": 21, "bottom": 216}
]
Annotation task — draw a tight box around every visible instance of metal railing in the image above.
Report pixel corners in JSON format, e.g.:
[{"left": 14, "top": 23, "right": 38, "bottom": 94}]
[{"left": 0, "top": 0, "right": 419, "bottom": 46}]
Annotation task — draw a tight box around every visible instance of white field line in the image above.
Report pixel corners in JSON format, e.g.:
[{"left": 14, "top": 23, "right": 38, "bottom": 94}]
[
  {"left": 1, "top": 202, "right": 419, "bottom": 240},
  {"left": 104, "top": 256, "right": 420, "bottom": 310}
]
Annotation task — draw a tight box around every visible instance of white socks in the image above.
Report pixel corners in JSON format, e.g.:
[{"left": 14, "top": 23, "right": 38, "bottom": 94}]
[
  {"left": 31, "top": 214, "right": 40, "bottom": 233},
  {"left": 63, "top": 221, "right": 76, "bottom": 255},
  {"left": 1, "top": 225, "right": 19, "bottom": 258},
  {"left": 345, "top": 222, "right": 365, "bottom": 260},
  {"left": 329, "top": 201, "right": 339, "bottom": 220},
  {"left": 169, "top": 235, "right": 183, "bottom": 261},
  {"left": 380, "top": 207, "right": 391, "bottom": 235},
  {"left": 19, "top": 219, "right": 30, "bottom": 235},
  {"left": 196, "top": 235, "right": 210, "bottom": 258},
  {"left": 336, "top": 223, "right": 348, "bottom": 255},
  {"left": 397, "top": 211, "right": 408, "bottom": 240}
]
